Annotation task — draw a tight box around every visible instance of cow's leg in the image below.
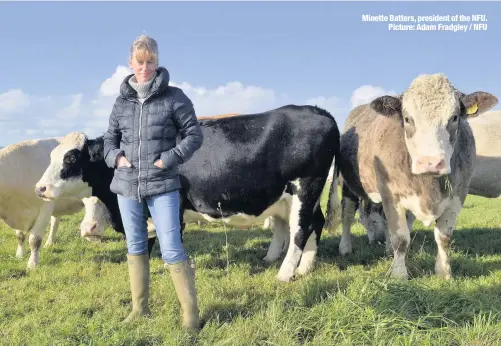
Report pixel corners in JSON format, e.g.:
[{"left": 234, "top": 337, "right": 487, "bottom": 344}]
[
  {"left": 296, "top": 203, "right": 324, "bottom": 276},
  {"left": 44, "top": 216, "right": 60, "bottom": 248},
  {"left": 384, "top": 211, "right": 415, "bottom": 256},
  {"left": 27, "top": 202, "right": 55, "bottom": 270},
  {"left": 434, "top": 197, "right": 461, "bottom": 280},
  {"left": 339, "top": 183, "right": 359, "bottom": 255},
  {"left": 15, "top": 230, "right": 26, "bottom": 258},
  {"left": 406, "top": 211, "right": 416, "bottom": 231},
  {"left": 263, "top": 216, "right": 289, "bottom": 263},
  {"left": 277, "top": 178, "right": 323, "bottom": 282},
  {"left": 147, "top": 236, "right": 157, "bottom": 258},
  {"left": 383, "top": 199, "right": 411, "bottom": 279},
  {"left": 281, "top": 225, "right": 290, "bottom": 253},
  {"left": 263, "top": 217, "right": 272, "bottom": 230},
  {"left": 147, "top": 218, "right": 157, "bottom": 258}
]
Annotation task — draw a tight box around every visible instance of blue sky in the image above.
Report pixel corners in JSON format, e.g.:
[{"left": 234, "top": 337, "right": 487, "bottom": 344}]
[{"left": 0, "top": 1, "right": 500, "bottom": 146}]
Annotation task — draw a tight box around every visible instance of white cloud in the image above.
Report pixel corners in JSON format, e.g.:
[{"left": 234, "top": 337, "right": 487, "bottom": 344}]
[
  {"left": 350, "top": 85, "right": 397, "bottom": 108},
  {"left": 7, "top": 129, "right": 21, "bottom": 135},
  {"left": 0, "top": 89, "right": 31, "bottom": 118},
  {"left": 99, "top": 66, "right": 131, "bottom": 97},
  {"left": 305, "top": 95, "right": 349, "bottom": 119},
  {"left": 0, "top": 65, "right": 394, "bottom": 146},
  {"left": 173, "top": 80, "right": 286, "bottom": 116},
  {"left": 55, "top": 93, "right": 83, "bottom": 120},
  {"left": 25, "top": 129, "right": 41, "bottom": 136}
]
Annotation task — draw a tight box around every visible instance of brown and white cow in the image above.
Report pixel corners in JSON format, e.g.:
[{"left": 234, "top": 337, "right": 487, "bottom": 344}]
[
  {"left": 360, "top": 109, "right": 501, "bottom": 246},
  {"left": 326, "top": 73, "right": 498, "bottom": 279}
]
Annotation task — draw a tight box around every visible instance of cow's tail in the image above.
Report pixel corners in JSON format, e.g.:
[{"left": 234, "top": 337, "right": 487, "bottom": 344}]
[{"left": 325, "top": 157, "right": 341, "bottom": 234}]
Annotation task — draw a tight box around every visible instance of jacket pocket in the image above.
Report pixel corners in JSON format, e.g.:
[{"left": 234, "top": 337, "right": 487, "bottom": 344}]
[
  {"left": 160, "top": 149, "right": 181, "bottom": 170},
  {"left": 110, "top": 172, "right": 133, "bottom": 197},
  {"left": 115, "top": 165, "right": 133, "bottom": 181},
  {"left": 118, "top": 140, "right": 134, "bottom": 168},
  {"left": 150, "top": 155, "right": 178, "bottom": 181}
]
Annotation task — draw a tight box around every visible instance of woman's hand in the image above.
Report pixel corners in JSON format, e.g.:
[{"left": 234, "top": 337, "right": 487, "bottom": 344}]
[
  {"left": 153, "top": 159, "right": 164, "bottom": 168},
  {"left": 117, "top": 155, "right": 132, "bottom": 168}
]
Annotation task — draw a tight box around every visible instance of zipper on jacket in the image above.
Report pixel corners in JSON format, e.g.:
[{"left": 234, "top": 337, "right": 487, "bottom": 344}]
[
  {"left": 137, "top": 103, "right": 143, "bottom": 202},
  {"left": 136, "top": 93, "right": 155, "bottom": 202}
]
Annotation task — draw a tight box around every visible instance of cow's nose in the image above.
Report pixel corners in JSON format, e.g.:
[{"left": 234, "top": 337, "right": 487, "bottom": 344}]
[
  {"left": 81, "top": 221, "right": 99, "bottom": 237},
  {"left": 35, "top": 186, "right": 46, "bottom": 197},
  {"left": 415, "top": 156, "right": 446, "bottom": 174}
]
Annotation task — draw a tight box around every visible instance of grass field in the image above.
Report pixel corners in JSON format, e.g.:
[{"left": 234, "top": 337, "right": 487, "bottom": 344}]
[{"left": 1, "top": 185, "right": 501, "bottom": 346}]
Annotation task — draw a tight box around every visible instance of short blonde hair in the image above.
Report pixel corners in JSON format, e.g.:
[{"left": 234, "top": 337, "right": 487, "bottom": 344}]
[{"left": 130, "top": 34, "right": 158, "bottom": 63}]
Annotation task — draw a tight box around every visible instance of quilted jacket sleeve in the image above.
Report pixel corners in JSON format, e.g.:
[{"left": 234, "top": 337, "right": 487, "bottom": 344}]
[
  {"left": 160, "top": 89, "right": 204, "bottom": 168},
  {"left": 103, "top": 99, "right": 124, "bottom": 169}
]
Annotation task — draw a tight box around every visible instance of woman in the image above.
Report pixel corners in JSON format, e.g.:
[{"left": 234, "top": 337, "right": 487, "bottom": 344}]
[{"left": 103, "top": 34, "right": 204, "bottom": 331}]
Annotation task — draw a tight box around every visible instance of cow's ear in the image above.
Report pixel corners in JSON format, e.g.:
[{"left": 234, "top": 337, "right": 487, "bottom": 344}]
[
  {"left": 86, "top": 138, "right": 104, "bottom": 162},
  {"left": 461, "top": 91, "right": 498, "bottom": 118},
  {"left": 370, "top": 95, "right": 402, "bottom": 117}
]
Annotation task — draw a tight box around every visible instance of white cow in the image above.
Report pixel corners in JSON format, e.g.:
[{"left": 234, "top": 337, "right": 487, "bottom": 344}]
[
  {"left": 0, "top": 138, "right": 91, "bottom": 269},
  {"left": 80, "top": 196, "right": 156, "bottom": 241},
  {"left": 467, "top": 110, "right": 501, "bottom": 197}
]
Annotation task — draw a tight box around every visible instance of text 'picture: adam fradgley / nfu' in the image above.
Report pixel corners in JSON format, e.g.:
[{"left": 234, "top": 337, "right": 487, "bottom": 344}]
[{"left": 362, "top": 14, "right": 488, "bottom": 32}]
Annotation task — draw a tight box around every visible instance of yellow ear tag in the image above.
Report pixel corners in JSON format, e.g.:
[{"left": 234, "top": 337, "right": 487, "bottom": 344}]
[{"left": 467, "top": 103, "right": 478, "bottom": 115}]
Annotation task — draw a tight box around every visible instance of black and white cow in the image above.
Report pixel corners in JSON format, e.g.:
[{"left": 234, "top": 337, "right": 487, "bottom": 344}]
[
  {"left": 34, "top": 135, "right": 158, "bottom": 255},
  {"left": 35, "top": 104, "right": 341, "bottom": 282}
]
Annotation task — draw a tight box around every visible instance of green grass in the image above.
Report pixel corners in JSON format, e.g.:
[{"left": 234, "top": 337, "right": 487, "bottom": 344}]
[{"left": 1, "top": 186, "right": 501, "bottom": 345}]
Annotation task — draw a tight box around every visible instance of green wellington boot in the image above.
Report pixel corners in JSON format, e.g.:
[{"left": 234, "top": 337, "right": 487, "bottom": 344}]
[{"left": 121, "top": 254, "right": 151, "bottom": 324}]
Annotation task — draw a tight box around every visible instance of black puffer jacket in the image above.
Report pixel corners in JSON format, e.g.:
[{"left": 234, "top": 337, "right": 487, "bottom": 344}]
[{"left": 103, "top": 66, "right": 203, "bottom": 200}]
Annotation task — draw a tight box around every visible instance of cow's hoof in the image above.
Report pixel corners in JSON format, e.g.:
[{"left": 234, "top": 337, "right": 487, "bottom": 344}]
[
  {"left": 276, "top": 270, "right": 295, "bottom": 282},
  {"left": 276, "top": 274, "right": 293, "bottom": 282},
  {"left": 296, "top": 262, "right": 314, "bottom": 276},
  {"left": 262, "top": 255, "right": 279, "bottom": 263},
  {"left": 391, "top": 266, "right": 408, "bottom": 280},
  {"left": 16, "top": 250, "right": 26, "bottom": 259},
  {"left": 339, "top": 240, "right": 352, "bottom": 256},
  {"left": 437, "top": 272, "right": 451, "bottom": 280},
  {"left": 436, "top": 273, "right": 452, "bottom": 281},
  {"left": 435, "top": 264, "right": 451, "bottom": 280},
  {"left": 27, "top": 261, "right": 38, "bottom": 271}
]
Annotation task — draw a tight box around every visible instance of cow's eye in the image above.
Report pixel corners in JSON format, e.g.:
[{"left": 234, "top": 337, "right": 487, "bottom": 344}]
[
  {"left": 404, "top": 116, "right": 410, "bottom": 124},
  {"left": 452, "top": 115, "right": 459, "bottom": 122},
  {"left": 66, "top": 155, "right": 76, "bottom": 164}
]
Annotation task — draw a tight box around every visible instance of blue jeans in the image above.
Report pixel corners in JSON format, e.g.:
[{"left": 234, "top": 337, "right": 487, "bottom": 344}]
[{"left": 117, "top": 190, "right": 188, "bottom": 264}]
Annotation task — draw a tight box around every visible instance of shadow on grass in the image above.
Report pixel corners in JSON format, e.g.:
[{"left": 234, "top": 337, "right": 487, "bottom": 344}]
[
  {"left": 325, "top": 226, "right": 501, "bottom": 279},
  {"left": 451, "top": 227, "right": 501, "bottom": 256},
  {"left": 91, "top": 248, "right": 128, "bottom": 265},
  {"left": 201, "top": 276, "right": 354, "bottom": 326},
  {"left": 317, "top": 231, "right": 389, "bottom": 271},
  {"left": 0, "top": 267, "right": 28, "bottom": 281},
  {"left": 36, "top": 222, "right": 501, "bottom": 281},
  {"left": 368, "top": 278, "right": 501, "bottom": 333},
  {"left": 201, "top": 288, "right": 269, "bottom": 324},
  {"left": 183, "top": 228, "right": 276, "bottom": 272},
  {"left": 406, "top": 227, "right": 501, "bottom": 279}
]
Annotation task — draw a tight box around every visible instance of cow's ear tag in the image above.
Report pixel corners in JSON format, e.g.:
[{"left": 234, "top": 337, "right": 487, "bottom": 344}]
[{"left": 466, "top": 103, "right": 478, "bottom": 115}]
